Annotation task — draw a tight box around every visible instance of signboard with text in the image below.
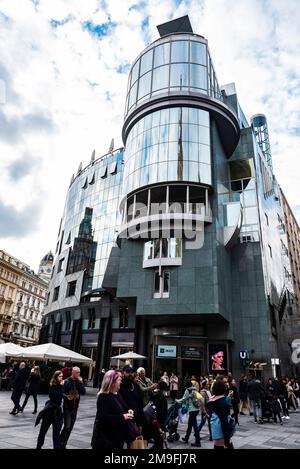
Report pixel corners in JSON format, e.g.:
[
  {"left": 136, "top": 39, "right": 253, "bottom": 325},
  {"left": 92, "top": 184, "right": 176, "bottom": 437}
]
[
  {"left": 181, "top": 346, "right": 203, "bottom": 359},
  {"left": 157, "top": 345, "right": 177, "bottom": 358}
]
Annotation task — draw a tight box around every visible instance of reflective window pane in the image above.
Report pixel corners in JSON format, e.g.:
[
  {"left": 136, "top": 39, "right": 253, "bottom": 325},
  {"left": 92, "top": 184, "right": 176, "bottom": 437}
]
[
  {"left": 189, "top": 142, "right": 198, "bottom": 161},
  {"left": 137, "top": 71, "right": 151, "bottom": 101},
  {"left": 128, "top": 81, "right": 137, "bottom": 108},
  {"left": 189, "top": 161, "right": 200, "bottom": 182},
  {"left": 163, "top": 271, "right": 170, "bottom": 293},
  {"left": 140, "top": 49, "right": 153, "bottom": 76},
  {"left": 171, "top": 41, "right": 189, "bottom": 63},
  {"left": 154, "top": 42, "right": 170, "bottom": 67},
  {"left": 168, "top": 142, "right": 179, "bottom": 161},
  {"left": 169, "top": 123, "right": 179, "bottom": 142},
  {"left": 200, "top": 163, "right": 211, "bottom": 185},
  {"left": 198, "top": 125, "right": 210, "bottom": 145},
  {"left": 190, "top": 41, "right": 207, "bottom": 65},
  {"left": 169, "top": 107, "right": 180, "bottom": 124},
  {"left": 198, "top": 109, "right": 210, "bottom": 127},
  {"left": 131, "top": 59, "right": 140, "bottom": 84},
  {"left": 152, "top": 65, "right": 169, "bottom": 92},
  {"left": 190, "top": 64, "right": 207, "bottom": 90},
  {"left": 199, "top": 144, "right": 211, "bottom": 164},
  {"left": 170, "top": 63, "right": 189, "bottom": 88},
  {"left": 189, "top": 124, "right": 198, "bottom": 143}
]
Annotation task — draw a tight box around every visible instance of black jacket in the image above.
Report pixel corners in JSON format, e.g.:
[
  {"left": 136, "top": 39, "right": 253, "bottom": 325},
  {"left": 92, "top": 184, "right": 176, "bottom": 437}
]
[
  {"left": 238, "top": 379, "right": 248, "bottom": 400},
  {"left": 119, "top": 377, "right": 144, "bottom": 426},
  {"left": 27, "top": 372, "right": 40, "bottom": 394},
  {"left": 209, "top": 397, "right": 231, "bottom": 447},
  {"left": 151, "top": 391, "right": 168, "bottom": 431},
  {"left": 13, "top": 367, "right": 30, "bottom": 392},
  {"left": 63, "top": 377, "right": 85, "bottom": 411},
  {"left": 247, "top": 380, "right": 265, "bottom": 401},
  {"left": 91, "top": 393, "right": 130, "bottom": 450},
  {"left": 35, "top": 384, "right": 64, "bottom": 426}
]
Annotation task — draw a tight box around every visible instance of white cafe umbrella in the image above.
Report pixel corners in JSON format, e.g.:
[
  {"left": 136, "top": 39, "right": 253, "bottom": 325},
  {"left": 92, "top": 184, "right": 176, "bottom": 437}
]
[
  {"left": 0, "top": 342, "right": 24, "bottom": 358},
  {"left": 14, "top": 343, "right": 93, "bottom": 364},
  {"left": 112, "top": 351, "right": 146, "bottom": 359}
]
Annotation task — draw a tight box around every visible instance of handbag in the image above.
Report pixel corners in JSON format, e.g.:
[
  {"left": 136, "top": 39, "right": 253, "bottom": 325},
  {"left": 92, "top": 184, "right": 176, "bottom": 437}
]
[
  {"left": 143, "top": 401, "right": 157, "bottom": 424},
  {"left": 127, "top": 420, "right": 140, "bottom": 442},
  {"left": 129, "top": 435, "right": 147, "bottom": 449}
]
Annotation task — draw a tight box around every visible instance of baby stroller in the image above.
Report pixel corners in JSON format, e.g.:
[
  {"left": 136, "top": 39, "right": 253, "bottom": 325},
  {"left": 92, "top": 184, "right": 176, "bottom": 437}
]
[
  {"left": 262, "top": 395, "right": 273, "bottom": 422},
  {"left": 165, "top": 402, "right": 180, "bottom": 442}
]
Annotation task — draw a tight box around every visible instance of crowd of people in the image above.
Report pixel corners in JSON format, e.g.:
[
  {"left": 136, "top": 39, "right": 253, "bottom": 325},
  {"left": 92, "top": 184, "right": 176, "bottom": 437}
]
[{"left": 2, "top": 362, "right": 300, "bottom": 450}]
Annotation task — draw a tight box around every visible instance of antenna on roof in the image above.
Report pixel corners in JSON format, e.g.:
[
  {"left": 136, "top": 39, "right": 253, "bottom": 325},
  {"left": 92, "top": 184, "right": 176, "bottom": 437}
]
[
  {"left": 108, "top": 138, "right": 114, "bottom": 154},
  {"left": 91, "top": 149, "right": 96, "bottom": 163}
]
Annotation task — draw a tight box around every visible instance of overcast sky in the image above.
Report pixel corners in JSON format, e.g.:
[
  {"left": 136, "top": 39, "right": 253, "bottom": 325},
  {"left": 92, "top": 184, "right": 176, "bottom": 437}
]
[{"left": 0, "top": 0, "right": 299, "bottom": 271}]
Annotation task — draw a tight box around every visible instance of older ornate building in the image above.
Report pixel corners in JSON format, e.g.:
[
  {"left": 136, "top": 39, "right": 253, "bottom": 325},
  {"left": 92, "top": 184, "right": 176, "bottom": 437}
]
[{"left": 0, "top": 250, "right": 48, "bottom": 346}]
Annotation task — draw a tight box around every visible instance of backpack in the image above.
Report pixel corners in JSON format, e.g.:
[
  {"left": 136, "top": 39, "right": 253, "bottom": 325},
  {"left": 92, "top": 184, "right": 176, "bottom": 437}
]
[
  {"left": 210, "top": 411, "right": 236, "bottom": 440},
  {"left": 190, "top": 390, "right": 203, "bottom": 409}
]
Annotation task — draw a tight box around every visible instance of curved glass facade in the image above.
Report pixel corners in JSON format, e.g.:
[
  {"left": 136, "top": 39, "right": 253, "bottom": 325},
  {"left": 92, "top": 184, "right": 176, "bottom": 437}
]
[
  {"left": 55, "top": 150, "right": 123, "bottom": 292},
  {"left": 122, "top": 106, "right": 211, "bottom": 197},
  {"left": 125, "top": 35, "right": 222, "bottom": 117}
]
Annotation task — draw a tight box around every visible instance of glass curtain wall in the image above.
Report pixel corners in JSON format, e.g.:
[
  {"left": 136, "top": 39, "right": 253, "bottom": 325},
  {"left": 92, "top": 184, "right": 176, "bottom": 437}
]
[
  {"left": 123, "top": 107, "right": 211, "bottom": 196},
  {"left": 125, "top": 36, "right": 222, "bottom": 116}
]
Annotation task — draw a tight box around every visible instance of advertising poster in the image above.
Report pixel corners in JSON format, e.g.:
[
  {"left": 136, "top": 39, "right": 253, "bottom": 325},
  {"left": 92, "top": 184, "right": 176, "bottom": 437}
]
[{"left": 208, "top": 344, "right": 227, "bottom": 373}]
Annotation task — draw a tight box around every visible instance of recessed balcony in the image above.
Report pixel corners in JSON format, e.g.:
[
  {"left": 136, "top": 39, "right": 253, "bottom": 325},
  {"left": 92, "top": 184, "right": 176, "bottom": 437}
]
[{"left": 117, "top": 183, "right": 212, "bottom": 245}]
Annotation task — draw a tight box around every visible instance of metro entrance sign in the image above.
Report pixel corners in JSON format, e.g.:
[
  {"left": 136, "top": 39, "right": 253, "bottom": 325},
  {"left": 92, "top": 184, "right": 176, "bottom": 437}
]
[{"left": 239, "top": 350, "right": 249, "bottom": 360}]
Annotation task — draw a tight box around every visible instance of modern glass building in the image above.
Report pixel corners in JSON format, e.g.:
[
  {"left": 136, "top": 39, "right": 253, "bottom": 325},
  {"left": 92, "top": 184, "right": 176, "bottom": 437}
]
[{"left": 42, "top": 16, "right": 299, "bottom": 385}]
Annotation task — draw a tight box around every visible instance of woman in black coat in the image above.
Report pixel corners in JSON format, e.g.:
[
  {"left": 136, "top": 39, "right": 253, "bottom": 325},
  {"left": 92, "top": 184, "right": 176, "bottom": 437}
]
[
  {"left": 35, "top": 370, "right": 64, "bottom": 449},
  {"left": 91, "top": 370, "right": 135, "bottom": 450},
  {"left": 21, "top": 366, "right": 41, "bottom": 414}
]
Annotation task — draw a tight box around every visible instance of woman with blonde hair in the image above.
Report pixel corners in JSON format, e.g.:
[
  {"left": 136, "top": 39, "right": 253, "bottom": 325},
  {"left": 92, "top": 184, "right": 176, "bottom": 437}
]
[{"left": 91, "top": 369, "right": 136, "bottom": 450}]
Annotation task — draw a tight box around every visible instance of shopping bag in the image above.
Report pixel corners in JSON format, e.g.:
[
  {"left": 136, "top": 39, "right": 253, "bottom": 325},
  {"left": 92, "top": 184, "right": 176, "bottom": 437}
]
[
  {"left": 178, "top": 408, "right": 188, "bottom": 424},
  {"left": 129, "top": 435, "right": 147, "bottom": 449}
]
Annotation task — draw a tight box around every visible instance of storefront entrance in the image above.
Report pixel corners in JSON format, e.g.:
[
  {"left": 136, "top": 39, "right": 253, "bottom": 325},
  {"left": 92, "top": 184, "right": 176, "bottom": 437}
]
[{"left": 181, "top": 359, "right": 202, "bottom": 384}]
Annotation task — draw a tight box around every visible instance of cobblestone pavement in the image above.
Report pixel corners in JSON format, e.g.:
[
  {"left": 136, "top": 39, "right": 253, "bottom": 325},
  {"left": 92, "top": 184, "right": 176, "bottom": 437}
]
[{"left": 0, "top": 388, "right": 300, "bottom": 449}]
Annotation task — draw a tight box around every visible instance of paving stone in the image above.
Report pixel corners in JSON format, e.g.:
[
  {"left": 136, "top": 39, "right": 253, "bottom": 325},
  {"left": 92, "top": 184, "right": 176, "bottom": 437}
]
[{"left": 1, "top": 389, "right": 300, "bottom": 449}]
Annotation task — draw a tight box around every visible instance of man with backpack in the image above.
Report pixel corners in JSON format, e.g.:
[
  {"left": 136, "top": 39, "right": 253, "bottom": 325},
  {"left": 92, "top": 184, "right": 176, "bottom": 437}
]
[{"left": 176, "top": 380, "right": 204, "bottom": 447}]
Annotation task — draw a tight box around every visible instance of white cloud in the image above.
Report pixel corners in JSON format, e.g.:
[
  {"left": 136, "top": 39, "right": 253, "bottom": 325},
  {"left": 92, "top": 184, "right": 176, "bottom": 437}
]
[{"left": 0, "top": 0, "right": 299, "bottom": 271}]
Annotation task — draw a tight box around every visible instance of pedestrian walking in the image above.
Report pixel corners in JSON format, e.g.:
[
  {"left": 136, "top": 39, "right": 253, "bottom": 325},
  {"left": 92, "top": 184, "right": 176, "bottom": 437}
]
[
  {"left": 198, "top": 380, "right": 212, "bottom": 441},
  {"left": 247, "top": 375, "right": 265, "bottom": 424},
  {"left": 209, "top": 380, "right": 235, "bottom": 449},
  {"left": 9, "top": 362, "right": 30, "bottom": 415},
  {"left": 21, "top": 366, "right": 41, "bottom": 414},
  {"left": 169, "top": 372, "right": 179, "bottom": 401},
  {"left": 136, "top": 367, "right": 157, "bottom": 406},
  {"left": 59, "top": 366, "right": 86, "bottom": 449},
  {"left": 119, "top": 365, "right": 144, "bottom": 432},
  {"left": 150, "top": 381, "right": 168, "bottom": 451},
  {"left": 271, "top": 394, "right": 283, "bottom": 425},
  {"left": 91, "top": 370, "right": 135, "bottom": 450},
  {"left": 176, "top": 380, "right": 203, "bottom": 447},
  {"left": 239, "top": 375, "right": 250, "bottom": 415},
  {"left": 35, "top": 370, "right": 64, "bottom": 449}
]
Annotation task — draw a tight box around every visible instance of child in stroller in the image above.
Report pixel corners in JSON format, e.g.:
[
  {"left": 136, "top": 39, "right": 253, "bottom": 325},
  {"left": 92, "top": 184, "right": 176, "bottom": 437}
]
[{"left": 165, "top": 401, "right": 181, "bottom": 442}]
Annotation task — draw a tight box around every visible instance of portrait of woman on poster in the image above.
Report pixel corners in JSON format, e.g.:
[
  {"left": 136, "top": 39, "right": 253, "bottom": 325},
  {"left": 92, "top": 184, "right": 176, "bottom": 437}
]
[{"left": 210, "top": 350, "right": 226, "bottom": 371}]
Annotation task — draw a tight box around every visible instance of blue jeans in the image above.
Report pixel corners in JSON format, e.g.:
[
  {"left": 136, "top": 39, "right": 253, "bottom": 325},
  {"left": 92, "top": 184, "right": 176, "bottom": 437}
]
[
  {"left": 198, "top": 413, "right": 212, "bottom": 439},
  {"left": 251, "top": 400, "right": 262, "bottom": 421}
]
